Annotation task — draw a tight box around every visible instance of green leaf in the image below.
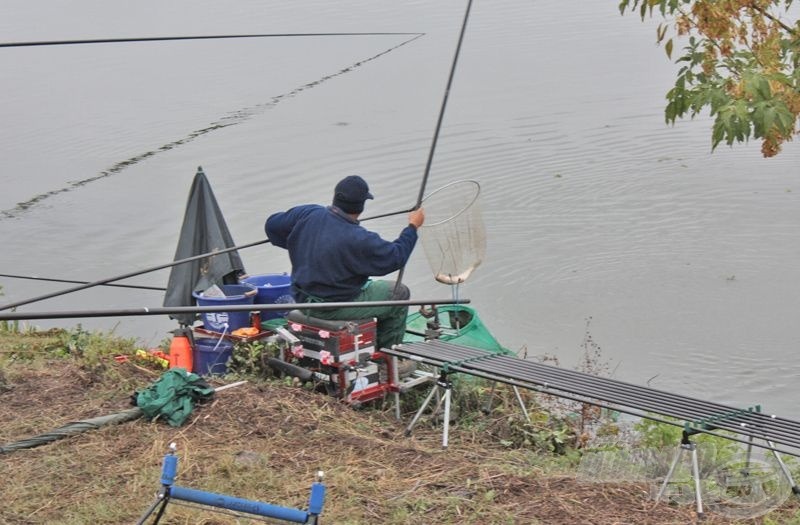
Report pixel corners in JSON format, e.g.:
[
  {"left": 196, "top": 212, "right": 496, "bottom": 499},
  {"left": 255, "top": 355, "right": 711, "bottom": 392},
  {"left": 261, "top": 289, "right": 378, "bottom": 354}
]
[
  {"left": 657, "top": 23, "right": 668, "bottom": 43},
  {"left": 618, "top": 0, "right": 798, "bottom": 157},
  {"left": 724, "top": 116, "right": 736, "bottom": 145},
  {"left": 776, "top": 106, "right": 796, "bottom": 133},
  {"left": 756, "top": 77, "right": 772, "bottom": 101},
  {"left": 712, "top": 120, "right": 725, "bottom": 149},
  {"left": 763, "top": 106, "right": 776, "bottom": 136}
]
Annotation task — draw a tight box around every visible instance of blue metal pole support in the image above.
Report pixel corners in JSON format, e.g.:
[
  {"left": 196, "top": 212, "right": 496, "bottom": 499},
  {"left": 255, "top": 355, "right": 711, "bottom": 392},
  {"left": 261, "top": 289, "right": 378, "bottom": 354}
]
[
  {"left": 168, "top": 485, "right": 311, "bottom": 523},
  {"left": 307, "top": 472, "right": 326, "bottom": 518},
  {"left": 160, "top": 452, "right": 178, "bottom": 487},
  {"left": 135, "top": 445, "right": 178, "bottom": 525},
  {"left": 142, "top": 444, "right": 325, "bottom": 524}
]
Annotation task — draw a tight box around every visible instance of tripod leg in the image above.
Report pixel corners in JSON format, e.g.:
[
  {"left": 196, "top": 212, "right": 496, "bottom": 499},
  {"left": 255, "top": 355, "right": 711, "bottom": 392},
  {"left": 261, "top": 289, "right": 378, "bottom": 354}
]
[
  {"left": 690, "top": 444, "right": 704, "bottom": 517},
  {"left": 767, "top": 439, "right": 799, "bottom": 495},
  {"left": 656, "top": 446, "right": 684, "bottom": 503},
  {"left": 512, "top": 386, "right": 531, "bottom": 423},
  {"left": 430, "top": 387, "right": 448, "bottom": 416},
  {"left": 394, "top": 391, "right": 401, "bottom": 421},
  {"left": 136, "top": 494, "right": 169, "bottom": 525},
  {"left": 481, "top": 382, "right": 497, "bottom": 414},
  {"left": 442, "top": 388, "right": 451, "bottom": 449},
  {"left": 405, "top": 385, "right": 438, "bottom": 437},
  {"left": 392, "top": 356, "right": 401, "bottom": 421}
]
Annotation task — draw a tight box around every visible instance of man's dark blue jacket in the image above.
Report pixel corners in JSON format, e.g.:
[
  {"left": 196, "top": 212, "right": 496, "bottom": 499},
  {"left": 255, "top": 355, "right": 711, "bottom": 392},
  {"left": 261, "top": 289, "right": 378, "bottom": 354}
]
[{"left": 265, "top": 204, "right": 418, "bottom": 302}]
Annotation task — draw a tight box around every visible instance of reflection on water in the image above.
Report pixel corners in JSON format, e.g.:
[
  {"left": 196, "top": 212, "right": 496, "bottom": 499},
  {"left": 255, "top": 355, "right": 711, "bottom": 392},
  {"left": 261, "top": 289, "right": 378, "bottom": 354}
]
[{"left": 1, "top": 1, "right": 799, "bottom": 417}]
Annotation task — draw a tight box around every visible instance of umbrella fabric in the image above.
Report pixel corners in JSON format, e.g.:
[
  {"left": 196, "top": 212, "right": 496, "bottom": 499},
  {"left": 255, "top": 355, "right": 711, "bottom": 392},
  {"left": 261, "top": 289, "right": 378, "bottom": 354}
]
[{"left": 163, "top": 167, "right": 245, "bottom": 325}]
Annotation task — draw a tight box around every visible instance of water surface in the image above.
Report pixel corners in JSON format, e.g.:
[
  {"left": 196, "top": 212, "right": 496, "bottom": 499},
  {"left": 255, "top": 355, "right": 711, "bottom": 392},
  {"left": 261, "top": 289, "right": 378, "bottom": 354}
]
[{"left": 1, "top": 1, "right": 798, "bottom": 417}]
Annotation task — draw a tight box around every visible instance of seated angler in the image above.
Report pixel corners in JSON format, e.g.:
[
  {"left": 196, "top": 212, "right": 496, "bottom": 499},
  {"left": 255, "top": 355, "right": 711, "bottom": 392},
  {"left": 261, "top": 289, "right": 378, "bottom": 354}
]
[{"left": 265, "top": 175, "right": 425, "bottom": 350}]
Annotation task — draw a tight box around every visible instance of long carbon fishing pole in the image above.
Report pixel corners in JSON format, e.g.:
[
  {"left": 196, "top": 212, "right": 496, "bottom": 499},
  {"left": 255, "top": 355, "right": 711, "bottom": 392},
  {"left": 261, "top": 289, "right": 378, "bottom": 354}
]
[
  {"left": 0, "top": 25, "right": 443, "bottom": 310},
  {"left": 386, "top": 343, "right": 800, "bottom": 457},
  {"left": 0, "top": 33, "right": 424, "bottom": 49},
  {"left": 0, "top": 192, "right": 429, "bottom": 312},
  {"left": 414, "top": 0, "right": 472, "bottom": 209},
  {"left": 0, "top": 239, "right": 269, "bottom": 312},
  {"left": 0, "top": 273, "right": 165, "bottom": 292},
  {"left": 385, "top": 0, "right": 473, "bottom": 295},
  {"left": 361, "top": 0, "right": 473, "bottom": 223},
  {"left": 0, "top": 298, "right": 468, "bottom": 321},
  {"left": 0, "top": 192, "right": 413, "bottom": 312}
]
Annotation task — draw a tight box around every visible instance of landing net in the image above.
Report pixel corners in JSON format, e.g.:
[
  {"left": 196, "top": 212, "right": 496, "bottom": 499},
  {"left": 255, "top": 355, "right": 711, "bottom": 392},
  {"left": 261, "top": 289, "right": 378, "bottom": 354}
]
[{"left": 419, "top": 180, "right": 485, "bottom": 285}]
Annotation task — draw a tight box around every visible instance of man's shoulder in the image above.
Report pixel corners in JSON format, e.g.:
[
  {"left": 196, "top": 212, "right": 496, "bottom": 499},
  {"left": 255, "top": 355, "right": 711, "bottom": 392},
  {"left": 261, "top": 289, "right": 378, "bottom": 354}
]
[
  {"left": 267, "top": 204, "right": 324, "bottom": 228},
  {"left": 282, "top": 203, "right": 325, "bottom": 218},
  {"left": 292, "top": 203, "right": 324, "bottom": 212}
]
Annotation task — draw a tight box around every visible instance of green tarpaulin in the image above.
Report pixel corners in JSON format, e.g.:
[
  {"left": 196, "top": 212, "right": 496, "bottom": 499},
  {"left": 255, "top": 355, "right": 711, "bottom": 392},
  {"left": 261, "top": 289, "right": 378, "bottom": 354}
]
[{"left": 135, "top": 368, "right": 215, "bottom": 427}]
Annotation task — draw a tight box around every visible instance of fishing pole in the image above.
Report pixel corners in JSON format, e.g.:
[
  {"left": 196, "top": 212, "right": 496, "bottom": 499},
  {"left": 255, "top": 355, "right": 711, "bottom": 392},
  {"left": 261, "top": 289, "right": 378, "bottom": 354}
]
[
  {"left": 0, "top": 298, "right": 469, "bottom": 321},
  {"left": 0, "top": 239, "right": 269, "bottom": 312},
  {"left": 0, "top": 201, "right": 399, "bottom": 311},
  {"left": 415, "top": 0, "right": 473, "bottom": 209},
  {"left": 0, "top": 33, "right": 425, "bottom": 49},
  {"left": 0, "top": 210, "right": 418, "bottom": 311},
  {"left": 360, "top": 206, "right": 416, "bottom": 222},
  {"left": 362, "top": 0, "right": 473, "bottom": 224},
  {"left": 387, "top": 0, "right": 474, "bottom": 294},
  {"left": 0, "top": 273, "right": 165, "bottom": 292},
  {"left": 0, "top": 31, "right": 435, "bottom": 312}
]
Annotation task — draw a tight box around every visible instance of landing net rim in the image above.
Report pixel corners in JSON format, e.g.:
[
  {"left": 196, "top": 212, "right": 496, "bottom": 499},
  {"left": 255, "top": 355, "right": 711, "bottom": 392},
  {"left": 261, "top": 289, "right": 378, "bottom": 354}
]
[{"left": 419, "top": 179, "right": 481, "bottom": 228}]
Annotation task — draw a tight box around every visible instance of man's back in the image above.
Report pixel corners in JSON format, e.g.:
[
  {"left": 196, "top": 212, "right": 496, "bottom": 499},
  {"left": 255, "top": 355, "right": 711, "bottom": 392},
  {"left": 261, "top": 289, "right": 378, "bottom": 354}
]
[
  {"left": 266, "top": 204, "right": 417, "bottom": 302},
  {"left": 265, "top": 175, "right": 424, "bottom": 349}
]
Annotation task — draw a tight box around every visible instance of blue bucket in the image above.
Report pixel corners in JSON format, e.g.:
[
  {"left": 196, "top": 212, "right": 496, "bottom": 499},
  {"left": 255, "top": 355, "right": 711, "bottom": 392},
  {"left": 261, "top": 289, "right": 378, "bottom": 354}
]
[
  {"left": 241, "top": 273, "right": 294, "bottom": 320},
  {"left": 192, "top": 283, "right": 257, "bottom": 332},
  {"left": 193, "top": 337, "right": 233, "bottom": 376}
]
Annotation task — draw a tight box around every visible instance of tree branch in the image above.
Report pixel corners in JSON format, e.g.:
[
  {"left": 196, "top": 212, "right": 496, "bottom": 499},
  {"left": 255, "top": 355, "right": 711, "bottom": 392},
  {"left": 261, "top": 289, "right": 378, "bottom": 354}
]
[{"left": 748, "top": 2, "right": 797, "bottom": 35}]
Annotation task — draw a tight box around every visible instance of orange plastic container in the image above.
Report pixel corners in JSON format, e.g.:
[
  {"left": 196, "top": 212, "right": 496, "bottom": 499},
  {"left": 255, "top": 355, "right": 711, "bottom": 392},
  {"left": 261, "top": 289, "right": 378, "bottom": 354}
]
[{"left": 168, "top": 330, "right": 194, "bottom": 372}]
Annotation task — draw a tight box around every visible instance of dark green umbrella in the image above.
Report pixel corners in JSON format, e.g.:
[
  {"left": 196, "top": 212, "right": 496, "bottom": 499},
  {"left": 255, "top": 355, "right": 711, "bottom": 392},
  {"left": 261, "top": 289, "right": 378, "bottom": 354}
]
[{"left": 163, "top": 167, "right": 246, "bottom": 326}]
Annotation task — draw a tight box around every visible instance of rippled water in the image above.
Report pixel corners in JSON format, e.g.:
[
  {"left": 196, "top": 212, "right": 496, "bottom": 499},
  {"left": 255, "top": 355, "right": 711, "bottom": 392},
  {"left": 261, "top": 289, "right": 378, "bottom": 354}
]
[{"left": 1, "top": 1, "right": 798, "bottom": 417}]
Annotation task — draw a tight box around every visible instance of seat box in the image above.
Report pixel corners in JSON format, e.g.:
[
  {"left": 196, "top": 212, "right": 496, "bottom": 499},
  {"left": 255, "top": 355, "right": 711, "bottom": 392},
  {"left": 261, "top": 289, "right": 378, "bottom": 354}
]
[{"left": 286, "top": 315, "right": 377, "bottom": 364}]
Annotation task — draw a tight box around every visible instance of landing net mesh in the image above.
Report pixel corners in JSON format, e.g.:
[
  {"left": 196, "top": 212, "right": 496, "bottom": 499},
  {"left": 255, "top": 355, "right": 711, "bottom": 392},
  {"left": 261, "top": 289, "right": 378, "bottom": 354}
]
[{"left": 419, "top": 180, "right": 485, "bottom": 285}]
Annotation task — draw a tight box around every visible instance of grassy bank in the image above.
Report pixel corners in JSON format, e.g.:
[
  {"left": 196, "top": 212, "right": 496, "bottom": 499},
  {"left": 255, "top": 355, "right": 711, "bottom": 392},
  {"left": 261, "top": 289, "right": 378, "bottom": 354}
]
[{"left": 1, "top": 326, "right": 798, "bottom": 524}]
